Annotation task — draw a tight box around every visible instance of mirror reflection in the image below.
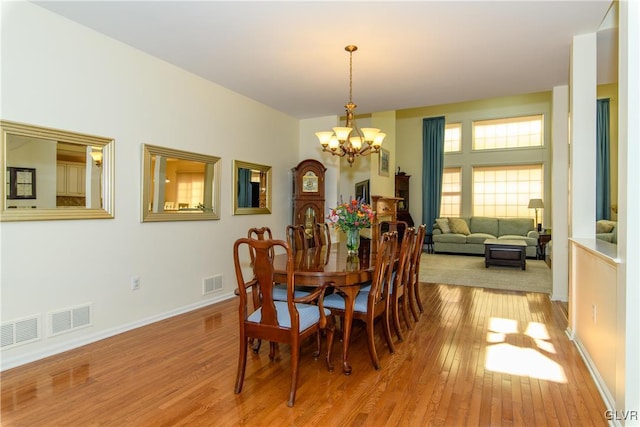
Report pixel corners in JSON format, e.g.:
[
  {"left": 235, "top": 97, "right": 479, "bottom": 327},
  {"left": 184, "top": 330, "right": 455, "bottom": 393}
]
[
  {"left": 1, "top": 120, "right": 114, "bottom": 221},
  {"left": 233, "top": 160, "right": 271, "bottom": 215},
  {"left": 596, "top": 11, "right": 618, "bottom": 246},
  {"left": 142, "top": 144, "right": 221, "bottom": 222}
]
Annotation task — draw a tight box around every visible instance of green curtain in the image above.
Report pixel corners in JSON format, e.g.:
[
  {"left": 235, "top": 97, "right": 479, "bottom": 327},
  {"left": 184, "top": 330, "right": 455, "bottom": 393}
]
[
  {"left": 422, "top": 116, "right": 445, "bottom": 234},
  {"left": 596, "top": 99, "right": 611, "bottom": 220},
  {"left": 238, "top": 168, "right": 252, "bottom": 208}
]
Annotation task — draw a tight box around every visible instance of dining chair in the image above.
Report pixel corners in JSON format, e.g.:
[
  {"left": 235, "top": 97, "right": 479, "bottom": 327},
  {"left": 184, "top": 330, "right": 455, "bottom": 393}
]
[
  {"left": 243, "top": 226, "right": 312, "bottom": 304},
  {"left": 379, "top": 220, "right": 409, "bottom": 244},
  {"left": 233, "top": 236, "right": 334, "bottom": 407},
  {"left": 286, "top": 224, "right": 309, "bottom": 252},
  {"left": 314, "top": 222, "right": 332, "bottom": 247},
  {"left": 390, "top": 226, "right": 416, "bottom": 341},
  {"left": 245, "top": 227, "right": 275, "bottom": 354},
  {"left": 324, "top": 231, "right": 398, "bottom": 370},
  {"left": 408, "top": 224, "right": 427, "bottom": 321}
]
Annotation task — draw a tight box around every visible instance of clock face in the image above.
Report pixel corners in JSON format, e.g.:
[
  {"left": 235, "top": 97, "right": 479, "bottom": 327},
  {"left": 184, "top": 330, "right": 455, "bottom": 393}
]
[{"left": 302, "top": 172, "right": 318, "bottom": 193}]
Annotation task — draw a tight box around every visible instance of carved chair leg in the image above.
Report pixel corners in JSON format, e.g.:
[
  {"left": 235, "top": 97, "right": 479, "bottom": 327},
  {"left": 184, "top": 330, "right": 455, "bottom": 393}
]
[
  {"left": 401, "top": 295, "right": 412, "bottom": 330},
  {"left": 414, "top": 280, "right": 424, "bottom": 314},
  {"left": 312, "top": 330, "right": 321, "bottom": 358},
  {"left": 392, "top": 298, "right": 404, "bottom": 342},
  {"left": 287, "top": 342, "right": 300, "bottom": 407},
  {"left": 408, "top": 281, "right": 420, "bottom": 321},
  {"left": 268, "top": 342, "right": 278, "bottom": 360},
  {"left": 325, "top": 319, "right": 335, "bottom": 372},
  {"left": 382, "top": 310, "right": 396, "bottom": 354},
  {"left": 234, "top": 335, "right": 249, "bottom": 394},
  {"left": 365, "top": 317, "right": 381, "bottom": 370},
  {"left": 251, "top": 338, "right": 262, "bottom": 354}
]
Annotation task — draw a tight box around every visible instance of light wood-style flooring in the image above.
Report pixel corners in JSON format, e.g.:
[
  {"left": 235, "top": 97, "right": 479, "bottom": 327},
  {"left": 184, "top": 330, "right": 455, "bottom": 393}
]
[{"left": 1, "top": 283, "right": 607, "bottom": 426}]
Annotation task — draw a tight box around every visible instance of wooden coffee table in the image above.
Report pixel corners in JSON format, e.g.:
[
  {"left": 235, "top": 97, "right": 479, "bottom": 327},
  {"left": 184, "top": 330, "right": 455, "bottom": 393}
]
[{"left": 484, "top": 239, "right": 527, "bottom": 270}]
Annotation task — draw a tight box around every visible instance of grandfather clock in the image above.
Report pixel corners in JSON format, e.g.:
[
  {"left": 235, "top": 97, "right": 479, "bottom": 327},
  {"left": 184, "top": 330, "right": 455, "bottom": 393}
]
[{"left": 292, "top": 159, "right": 326, "bottom": 241}]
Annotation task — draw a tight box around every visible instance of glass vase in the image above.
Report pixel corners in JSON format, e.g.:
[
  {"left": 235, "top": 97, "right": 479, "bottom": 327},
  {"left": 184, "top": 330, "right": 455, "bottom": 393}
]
[{"left": 346, "top": 228, "right": 360, "bottom": 255}]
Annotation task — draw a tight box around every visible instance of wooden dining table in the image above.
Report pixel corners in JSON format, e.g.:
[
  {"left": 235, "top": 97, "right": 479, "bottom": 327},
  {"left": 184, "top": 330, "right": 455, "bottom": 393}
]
[{"left": 272, "top": 241, "right": 374, "bottom": 375}]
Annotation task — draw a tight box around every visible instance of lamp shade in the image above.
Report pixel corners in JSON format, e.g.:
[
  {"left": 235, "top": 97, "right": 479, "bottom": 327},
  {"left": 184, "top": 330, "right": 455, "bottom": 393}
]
[{"left": 528, "top": 198, "right": 544, "bottom": 209}]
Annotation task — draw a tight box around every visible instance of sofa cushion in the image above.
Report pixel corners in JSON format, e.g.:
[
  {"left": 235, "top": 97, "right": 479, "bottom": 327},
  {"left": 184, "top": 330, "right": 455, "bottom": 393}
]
[
  {"left": 466, "top": 233, "right": 496, "bottom": 244},
  {"left": 448, "top": 217, "right": 471, "bottom": 235},
  {"left": 436, "top": 218, "right": 451, "bottom": 233},
  {"left": 596, "top": 220, "right": 615, "bottom": 233},
  {"left": 498, "top": 218, "right": 534, "bottom": 237},
  {"left": 470, "top": 217, "right": 498, "bottom": 236},
  {"left": 433, "top": 233, "right": 467, "bottom": 244}
]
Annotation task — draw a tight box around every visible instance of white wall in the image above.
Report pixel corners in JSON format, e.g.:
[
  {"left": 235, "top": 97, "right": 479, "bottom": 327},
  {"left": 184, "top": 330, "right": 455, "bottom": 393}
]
[{"left": 0, "top": 2, "right": 299, "bottom": 369}]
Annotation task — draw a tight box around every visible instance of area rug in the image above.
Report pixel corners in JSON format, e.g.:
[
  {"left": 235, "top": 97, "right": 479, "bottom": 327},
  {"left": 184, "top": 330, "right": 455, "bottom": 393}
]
[{"left": 419, "top": 253, "right": 552, "bottom": 294}]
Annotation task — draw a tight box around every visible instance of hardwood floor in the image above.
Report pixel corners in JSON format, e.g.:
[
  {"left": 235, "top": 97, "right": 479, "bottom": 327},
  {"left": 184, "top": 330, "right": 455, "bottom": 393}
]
[{"left": 1, "top": 283, "right": 607, "bottom": 426}]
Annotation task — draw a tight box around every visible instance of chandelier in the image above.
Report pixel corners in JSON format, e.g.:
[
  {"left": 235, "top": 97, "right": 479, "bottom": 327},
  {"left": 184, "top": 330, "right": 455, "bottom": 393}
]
[{"left": 315, "top": 45, "right": 386, "bottom": 166}]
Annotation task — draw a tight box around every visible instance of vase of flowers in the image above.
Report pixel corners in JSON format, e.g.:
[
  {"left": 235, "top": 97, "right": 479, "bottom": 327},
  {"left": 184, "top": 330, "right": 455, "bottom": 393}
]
[{"left": 327, "top": 198, "right": 374, "bottom": 255}]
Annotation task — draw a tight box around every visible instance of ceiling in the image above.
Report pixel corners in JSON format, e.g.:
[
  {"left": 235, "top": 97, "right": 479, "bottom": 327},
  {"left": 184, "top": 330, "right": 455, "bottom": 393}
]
[{"left": 33, "top": 1, "right": 614, "bottom": 120}]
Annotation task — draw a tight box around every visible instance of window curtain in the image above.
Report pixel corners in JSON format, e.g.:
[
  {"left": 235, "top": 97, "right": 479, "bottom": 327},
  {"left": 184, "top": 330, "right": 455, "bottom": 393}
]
[
  {"left": 422, "top": 116, "right": 446, "bottom": 234},
  {"left": 238, "top": 168, "right": 252, "bottom": 208},
  {"left": 596, "top": 98, "right": 610, "bottom": 220}
]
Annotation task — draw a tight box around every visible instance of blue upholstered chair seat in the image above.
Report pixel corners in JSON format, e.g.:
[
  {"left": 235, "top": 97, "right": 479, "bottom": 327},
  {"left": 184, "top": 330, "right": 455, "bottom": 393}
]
[
  {"left": 359, "top": 281, "right": 371, "bottom": 293},
  {"left": 247, "top": 301, "right": 330, "bottom": 332},
  {"left": 360, "top": 271, "right": 396, "bottom": 294},
  {"left": 272, "top": 284, "right": 314, "bottom": 301},
  {"left": 323, "top": 291, "right": 370, "bottom": 313}
]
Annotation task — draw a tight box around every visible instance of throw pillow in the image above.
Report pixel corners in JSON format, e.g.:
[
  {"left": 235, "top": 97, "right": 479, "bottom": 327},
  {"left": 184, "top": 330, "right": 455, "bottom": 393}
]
[
  {"left": 448, "top": 218, "right": 470, "bottom": 235},
  {"left": 436, "top": 218, "right": 451, "bottom": 234}
]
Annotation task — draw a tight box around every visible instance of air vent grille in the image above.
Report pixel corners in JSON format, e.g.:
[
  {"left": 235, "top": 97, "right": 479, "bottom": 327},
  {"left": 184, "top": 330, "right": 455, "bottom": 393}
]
[
  {"left": 203, "top": 275, "right": 223, "bottom": 295},
  {"left": 1, "top": 316, "right": 40, "bottom": 349},
  {"left": 49, "top": 303, "right": 92, "bottom": 337}
]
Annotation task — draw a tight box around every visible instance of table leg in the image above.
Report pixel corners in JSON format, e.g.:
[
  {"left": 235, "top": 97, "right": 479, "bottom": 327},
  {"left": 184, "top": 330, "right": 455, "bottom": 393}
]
[{"left": 336, "top": 286, "right": 359, "bottom": 375}]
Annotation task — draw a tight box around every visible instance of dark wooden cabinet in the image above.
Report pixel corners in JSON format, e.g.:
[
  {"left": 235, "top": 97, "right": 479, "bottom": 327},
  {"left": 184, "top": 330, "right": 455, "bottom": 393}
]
[
  {"left": 370, "top": 195, "right": 402, "bottom": 254},
  {"left": 292, "top": 159, "right": 326, "bottom": 240},
  {"left": 395, "top": 174, "right": 414, "bottom": 226}
]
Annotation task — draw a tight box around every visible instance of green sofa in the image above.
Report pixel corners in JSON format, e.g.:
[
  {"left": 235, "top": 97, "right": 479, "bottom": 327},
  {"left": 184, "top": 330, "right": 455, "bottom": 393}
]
[
  {"left": 432, "top": 216, "right": 538, "bottom": 258},
  {"left": 596, "top": 219, "right": 617, "bottom": 243}
]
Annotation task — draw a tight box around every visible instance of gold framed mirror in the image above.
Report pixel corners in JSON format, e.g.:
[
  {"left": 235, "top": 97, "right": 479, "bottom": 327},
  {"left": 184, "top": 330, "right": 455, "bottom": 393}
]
[
  {"left": 0, "top": 120, "right": 115, "bottom": 221},
  {"left": 141, "top": 144, "right": 221, "bottom": 222},
  {"left": 233, "top": 160, "right": 271, "bottom": 215}
]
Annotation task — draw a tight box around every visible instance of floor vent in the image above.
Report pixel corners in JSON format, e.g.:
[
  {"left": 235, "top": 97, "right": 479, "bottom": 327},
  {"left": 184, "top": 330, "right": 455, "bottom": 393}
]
[
  {"left": 49, "top": 304, "right": 92, "bottom": 337},
  {"left": 203, "top": 274, "right": 223, "bottom": 295},
  {"left": 1, "top": 316, "right": 40, "bottom": 349}
]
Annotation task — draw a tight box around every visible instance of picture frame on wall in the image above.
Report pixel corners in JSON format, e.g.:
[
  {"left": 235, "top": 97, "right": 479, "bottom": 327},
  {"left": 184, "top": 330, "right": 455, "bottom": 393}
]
[
  {"left": 355, "top": 179, "right": 370, "bottom": 204},
  {"left": 378, "top": 149, "right": 390, "bottom": 177}
]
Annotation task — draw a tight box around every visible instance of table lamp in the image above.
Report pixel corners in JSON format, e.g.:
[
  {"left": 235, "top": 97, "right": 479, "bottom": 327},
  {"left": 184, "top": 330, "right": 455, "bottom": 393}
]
[{"left": 528, "top": 198, "right": 544, "bottom": 231}]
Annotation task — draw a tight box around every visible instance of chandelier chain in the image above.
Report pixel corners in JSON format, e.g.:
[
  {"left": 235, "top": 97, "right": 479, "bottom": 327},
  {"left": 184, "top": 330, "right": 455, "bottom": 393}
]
[{"left": 349, "top": 49, "right": 353, "bottom": 104}]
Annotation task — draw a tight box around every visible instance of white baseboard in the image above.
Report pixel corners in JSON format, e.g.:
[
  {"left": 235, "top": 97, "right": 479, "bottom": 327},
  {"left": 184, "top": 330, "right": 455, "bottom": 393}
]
[
  {"left": 567, "top": 327, "right": 619, "bottom": 426},
  {"left": 1, "top": 292, "right": 234, "bottom": 371}
]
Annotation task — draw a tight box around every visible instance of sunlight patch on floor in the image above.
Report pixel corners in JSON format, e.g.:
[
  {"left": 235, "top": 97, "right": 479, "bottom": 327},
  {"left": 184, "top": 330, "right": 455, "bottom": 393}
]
[{"left": 485, "top": 317, "right": 567, "bottom": 383}]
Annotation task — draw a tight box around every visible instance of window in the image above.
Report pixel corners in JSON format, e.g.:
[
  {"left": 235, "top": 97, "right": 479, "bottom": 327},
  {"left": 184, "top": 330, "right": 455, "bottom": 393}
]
[
  {"left": 444, "top": 123, "right": 461, "bottom": 153},
  {"left": 440, "top": 168, "right": 461, "bottom": 217},
  {"left": 473, "top": 115, "right": 543, "bottom": 150},
  {"left": 176, "top": 172, "right": 204, "bottom": 208},
  {"left": 473, "top": 165, "right": 543, "bottom": 218}
]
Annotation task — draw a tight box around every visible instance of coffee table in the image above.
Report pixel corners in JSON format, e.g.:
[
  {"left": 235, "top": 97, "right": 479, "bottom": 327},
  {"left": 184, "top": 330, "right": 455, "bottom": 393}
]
[{"left": 484, "top": 239, "right": 527, "bottom": 270}]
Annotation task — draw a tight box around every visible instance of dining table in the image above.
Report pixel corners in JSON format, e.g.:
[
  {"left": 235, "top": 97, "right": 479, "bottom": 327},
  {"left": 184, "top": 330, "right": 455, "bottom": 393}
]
[{"left": 272, "top": 241, "right": 374, "bottom": 375}]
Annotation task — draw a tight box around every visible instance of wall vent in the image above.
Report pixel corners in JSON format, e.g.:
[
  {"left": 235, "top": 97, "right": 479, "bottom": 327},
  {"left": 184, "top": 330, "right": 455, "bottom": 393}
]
[
  {"left": 203, "top": 274, "right": 223, "bottom": 295},
  {"left": 1, "top": 315, "right": 40, "bottom": 349},
  {"left": 49, "top": 303, "right": 92, "bottom": 337}
]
